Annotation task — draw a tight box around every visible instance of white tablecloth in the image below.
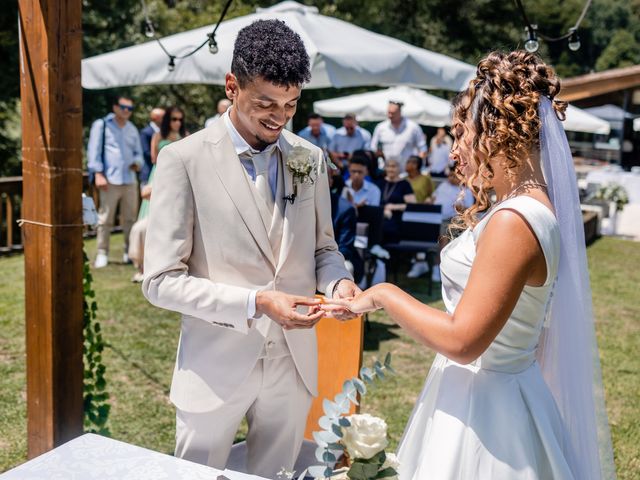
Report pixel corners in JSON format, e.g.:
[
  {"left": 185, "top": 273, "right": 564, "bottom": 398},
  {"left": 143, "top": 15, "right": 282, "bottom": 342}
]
[
  {"left": 0, "top": 434, "right": 268, "bottom": 480},
  {"left": 585, "top": 170, "right": 640, "bottom": 204}
]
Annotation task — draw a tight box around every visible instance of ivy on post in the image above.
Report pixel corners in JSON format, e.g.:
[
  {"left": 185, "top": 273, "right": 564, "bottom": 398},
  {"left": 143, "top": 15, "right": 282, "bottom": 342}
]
[{"left": 82, "top": 250, "right": 110, "bottom": 435}]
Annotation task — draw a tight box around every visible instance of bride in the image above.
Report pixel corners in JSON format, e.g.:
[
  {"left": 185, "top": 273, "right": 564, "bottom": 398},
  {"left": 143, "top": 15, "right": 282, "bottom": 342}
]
[{"left": 325, "top": 51, "right": 615, "bottom": 479}]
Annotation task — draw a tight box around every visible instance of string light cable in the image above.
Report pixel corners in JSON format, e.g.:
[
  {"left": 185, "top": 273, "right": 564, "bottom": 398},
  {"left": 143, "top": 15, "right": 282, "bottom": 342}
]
[
  {"left": 515, "top": 0, "right": 592, "bottom": 52},
  {"left": 140, "top": 0, "right": 234, "bottom": 71}
]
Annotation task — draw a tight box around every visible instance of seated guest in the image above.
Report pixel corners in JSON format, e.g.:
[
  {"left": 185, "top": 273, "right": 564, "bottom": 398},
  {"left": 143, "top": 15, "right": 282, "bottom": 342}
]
[
  {"left": 329, "top": 171, "right": 364, "bottom": 284},
  {"left": 297, "top": 113, "right": 334, "bottom": 150},
  {"left": 329, "top": 113, "right": 372, "bottom": 170},
  {"left": 378, "top": 158, "right": 416, "bottom": 243},
  {"left": 405, "top": 155, "right": 435, "bottom": 203},
  {"left": 343, "top": 154, "right": 382, "bottom": 208},
  {"left": 428, "top": 127, "right": 453, "bottom": 177},
  {"left": 429, "top": 166, "right": 475, "bottom": 282}
]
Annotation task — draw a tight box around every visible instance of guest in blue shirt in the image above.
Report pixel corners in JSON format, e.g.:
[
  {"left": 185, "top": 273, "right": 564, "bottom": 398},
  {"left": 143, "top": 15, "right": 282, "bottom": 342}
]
[
  {"left": 329, "top": 114, "right": 372, "bottom": 170},
  {"left": 87, "top": 95, "right": 144, "bottom": 269},
  {"left": 297, "top": 113, "right": 334, "bottom": 150}
]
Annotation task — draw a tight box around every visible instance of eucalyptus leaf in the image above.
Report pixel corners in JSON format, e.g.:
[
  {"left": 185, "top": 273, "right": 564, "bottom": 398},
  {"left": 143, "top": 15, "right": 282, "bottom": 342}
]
[
  {"left": 331, "top": 423, "right": 344, "bottom": 438},
  {"left": 373, "top": 364, "right": 385, "bottom": 379},
  {"left": 352, "top": 378, "right": 367, "bottom": 395},
  {"left": 319, "top": 415, "right": 334, "bottom": 431},
  {"left": 316, "top": 429, "right": 341, "bottom": 444},
  {"left": 335, "top": 393, "right": 351, "bottom": 413},
  {"left": 307, "top": 465, "right": 330, "bottom": 478},
  {"left": 315, "top": 446, "right": 327, "bottom": 462},
  {"left": 323, "top": 450, "right": 337, "bottom": 463},
  {"left": 342, "top": 380, "right": 359, "bottom": 404},
  {"left": 312, "top": 431, "right": 328, "bottom": 447},
  {"left": 323, "top": 398, "right": 342, "bottom": 419},
  {"left": 384, "top": 352, "right": 392, "bottom": 367},
  {"left": 327, "top": 442, "right": 345, "bottom": 451},
  {"left": 338, "top": 417, "right": 351, "bottom": 427}
]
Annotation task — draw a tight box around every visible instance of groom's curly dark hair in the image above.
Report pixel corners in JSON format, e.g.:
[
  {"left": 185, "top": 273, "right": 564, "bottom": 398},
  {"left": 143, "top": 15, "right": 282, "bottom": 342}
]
[{"left": 231, "top": 20, "right": 311, "bottom": 88}]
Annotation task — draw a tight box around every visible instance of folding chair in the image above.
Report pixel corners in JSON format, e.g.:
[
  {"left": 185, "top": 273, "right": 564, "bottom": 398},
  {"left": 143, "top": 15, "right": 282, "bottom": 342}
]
[{"left": 383, "top": 204, "right": 443, "bottom": 296}]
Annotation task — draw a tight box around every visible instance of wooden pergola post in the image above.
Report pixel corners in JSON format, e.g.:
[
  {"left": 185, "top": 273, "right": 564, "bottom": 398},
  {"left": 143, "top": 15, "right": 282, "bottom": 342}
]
[{"left": 18, "top": 0, "right": 84, "bottom": 458}]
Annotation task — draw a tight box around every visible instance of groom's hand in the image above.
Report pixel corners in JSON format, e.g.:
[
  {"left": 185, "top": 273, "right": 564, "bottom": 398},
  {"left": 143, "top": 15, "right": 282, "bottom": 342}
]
[
  {"left": 332, "top": 279, "right": 362, "bottom": 321},
  {"left": 255, "top": 291, "right": 324, "bottom": 330}
]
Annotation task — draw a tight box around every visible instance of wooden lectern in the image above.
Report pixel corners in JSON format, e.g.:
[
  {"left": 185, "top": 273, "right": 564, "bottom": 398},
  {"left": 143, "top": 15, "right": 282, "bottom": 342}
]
[{"left": 304, "top": 315, "right": 364, "bottom": 439}]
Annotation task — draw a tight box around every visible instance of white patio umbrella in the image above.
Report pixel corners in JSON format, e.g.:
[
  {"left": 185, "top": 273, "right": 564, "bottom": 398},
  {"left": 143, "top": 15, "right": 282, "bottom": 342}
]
[
  {"left": 564, "top": 105, "right": 611, "bottom": 135},
  {"left": 314, "top": 86, "right": 451, "bottom": 126},
  {"left": 81, "top": 1, "right": 475, "bottom": 91},
  {"left": 314, "top": 86, "right": 611, "bottom": 134}
]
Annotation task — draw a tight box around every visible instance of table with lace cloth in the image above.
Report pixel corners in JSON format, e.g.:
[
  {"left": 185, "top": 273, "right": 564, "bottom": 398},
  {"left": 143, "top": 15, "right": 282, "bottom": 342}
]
[{"left": 0, "top": 433, "right": 268, "bottom": 480}]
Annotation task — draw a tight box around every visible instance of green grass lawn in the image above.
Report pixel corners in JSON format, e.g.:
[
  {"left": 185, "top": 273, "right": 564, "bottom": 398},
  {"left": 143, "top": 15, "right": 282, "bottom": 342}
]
[{"left": 1, "top": 234, "right": 639, "bottom": 477}]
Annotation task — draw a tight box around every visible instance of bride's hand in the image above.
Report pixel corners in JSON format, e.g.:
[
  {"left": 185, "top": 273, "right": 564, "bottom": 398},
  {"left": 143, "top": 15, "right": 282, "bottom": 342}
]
[{"left": 321, "top": 286, "right": 383, "bottom": 315}]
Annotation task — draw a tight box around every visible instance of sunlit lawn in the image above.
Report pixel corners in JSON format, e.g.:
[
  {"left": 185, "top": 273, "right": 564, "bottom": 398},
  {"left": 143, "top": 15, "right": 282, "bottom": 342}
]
[{"left": 1, "top": 234, "right": 638, "bottom": 477}]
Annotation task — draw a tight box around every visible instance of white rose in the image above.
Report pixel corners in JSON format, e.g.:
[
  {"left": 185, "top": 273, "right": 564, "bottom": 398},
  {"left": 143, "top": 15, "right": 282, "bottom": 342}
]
[
  {"left": 380, "top": 452, "right": 400, "bottom": 480},
  {"left": 341, "top": 413, "right": 389, "bottom": 460}
]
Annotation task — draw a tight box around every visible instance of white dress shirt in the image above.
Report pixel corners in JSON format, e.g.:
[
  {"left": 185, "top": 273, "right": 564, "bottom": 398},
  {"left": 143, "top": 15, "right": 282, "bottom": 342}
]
[{"left": 370, "top": 117, "right": 427, "bottom": 170}]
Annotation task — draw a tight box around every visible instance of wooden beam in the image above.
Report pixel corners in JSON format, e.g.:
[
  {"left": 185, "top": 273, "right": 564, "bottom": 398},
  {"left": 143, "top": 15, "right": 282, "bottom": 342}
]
[
  {"left": 18, "top": 0, "right": 84, "bottom": 458},
  {"left": 559, "top": 65, "right": 640, "bottom": 102}
]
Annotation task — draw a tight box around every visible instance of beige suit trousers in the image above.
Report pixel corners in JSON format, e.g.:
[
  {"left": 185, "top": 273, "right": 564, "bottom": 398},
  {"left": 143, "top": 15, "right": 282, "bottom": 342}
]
[
  {"left": 97, "top": 182, "right": 139, "bottom": 253},
  {"left": 174, "top": 355, "right": 312, "bottom": 479}
]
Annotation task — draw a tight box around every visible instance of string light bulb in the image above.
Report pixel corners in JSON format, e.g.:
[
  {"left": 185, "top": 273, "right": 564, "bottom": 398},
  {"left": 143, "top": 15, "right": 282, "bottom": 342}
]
[
  {"left": 144, "top": 20, "right": 155, "bottom": 38},
  {"left": 167, "top": 56, "right": 176, "bottom": 72},
  {"left": 524, "top": 25, "right": 539, "bottom": 53},
  {"left": 208, "top": 34, "right": 219, "bottom": 54},
  {"left": 568, "top": 28, "right": 581, "bottom": 51}
]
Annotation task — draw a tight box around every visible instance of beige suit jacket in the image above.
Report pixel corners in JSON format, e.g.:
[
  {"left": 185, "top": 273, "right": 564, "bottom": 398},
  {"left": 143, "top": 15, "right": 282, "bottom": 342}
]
[{"left": 142, "top": 117, "right": 350, "bottom": 413}]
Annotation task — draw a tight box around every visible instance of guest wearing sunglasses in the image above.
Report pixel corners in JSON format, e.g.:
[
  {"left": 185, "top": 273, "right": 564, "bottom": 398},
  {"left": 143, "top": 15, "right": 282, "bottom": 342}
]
[
  {"left": 129, "top": 106, "right": 188, "bottom": 282},
  {"left": 87, "top": 94, "right": 144, "bottom": 269}
]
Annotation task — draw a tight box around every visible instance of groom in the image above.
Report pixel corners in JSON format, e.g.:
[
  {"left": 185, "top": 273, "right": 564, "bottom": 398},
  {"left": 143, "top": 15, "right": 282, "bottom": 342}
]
[{"left": 142, "top": 19, "right": 358, "bottom": 478}]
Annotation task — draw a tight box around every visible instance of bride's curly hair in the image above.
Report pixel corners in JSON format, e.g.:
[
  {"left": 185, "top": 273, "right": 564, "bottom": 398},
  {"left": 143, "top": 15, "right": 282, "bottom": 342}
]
[{"left": 449, "top": 50, "right": 567, "bottom": 234}]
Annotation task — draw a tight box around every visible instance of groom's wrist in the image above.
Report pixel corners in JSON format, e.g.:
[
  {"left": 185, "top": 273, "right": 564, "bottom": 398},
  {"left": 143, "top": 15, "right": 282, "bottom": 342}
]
[{"left": 331, "top": 277, "right": 351, "bottom": 298}]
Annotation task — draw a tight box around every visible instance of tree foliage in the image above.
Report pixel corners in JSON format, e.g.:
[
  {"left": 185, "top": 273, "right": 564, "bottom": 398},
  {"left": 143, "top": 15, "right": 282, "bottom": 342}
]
[{"left": 0, "top": 0, "right": 638, "bottom": 174}]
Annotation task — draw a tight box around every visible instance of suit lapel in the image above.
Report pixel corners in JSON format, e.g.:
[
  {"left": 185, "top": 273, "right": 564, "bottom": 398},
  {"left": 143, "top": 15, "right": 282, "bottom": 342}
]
[
  {"left": 204, "top": 120, "right": 276, "bottom": 269},
  {"left": 276, "top": 131, "right": 301, "bottom": 272}
]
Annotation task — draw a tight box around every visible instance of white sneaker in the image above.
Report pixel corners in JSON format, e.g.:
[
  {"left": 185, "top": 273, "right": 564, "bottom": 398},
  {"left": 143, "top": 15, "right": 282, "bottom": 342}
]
[
  {"left": 407, "top": 261, "right": 429, "bottom": 278},
  {"left": 131, "top": 272, "right": 144, "bottom": 283},
  {"left": 94, "top": 253, "right": 108, "bottom": 269},
  {"left": 122, "top": 253, "right": 132, "bottom": 264},
  {"left": 431, "top": 265, "right": 441, "bottom": 282}
]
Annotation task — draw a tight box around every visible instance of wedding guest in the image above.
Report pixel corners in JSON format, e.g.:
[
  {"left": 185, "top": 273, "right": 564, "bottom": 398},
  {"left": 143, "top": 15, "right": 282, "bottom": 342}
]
[
  {"left": 428, "top": 127, "right": 453, "bottom": 177},
  {"left": 329, "top": 170, "right": 364, "bottom": 284},
  {"left": 205, "top": 98, "right": 232, "bottom": 128},
  {"left": 297, "top": 113, "right": 335, "bottom": 150},
  {"left": 87, "top": 94, "right": 144, "bottom": 268},
  {"left": 342, "top": 154, "right": 381, "bottom": 208},
  {"left": 370, "top": 101, "right": 427, "bottom": 171},
  {"left": 405, "top": 155, "right": 435, "bottom": 203},
  {"left": 129, "top": 106, "right": 187, "bottom": 282},
  {"left": 378, "top": 158, "right": 416, "bottom": 243},
  {"left": 428, "top": 167, "right": 475, "bottom": 282},
  {"left": 329, "top": 113, "right": 372, "bottom": 170},
  {"left": 139, "top": 107, "right": 165, "bottom": 186}
]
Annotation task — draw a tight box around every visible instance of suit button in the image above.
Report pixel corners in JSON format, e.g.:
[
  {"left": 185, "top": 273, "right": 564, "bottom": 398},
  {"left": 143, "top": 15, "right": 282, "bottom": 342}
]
[{"left": 267, "top": 341, "right": 275, "bottom": 348}]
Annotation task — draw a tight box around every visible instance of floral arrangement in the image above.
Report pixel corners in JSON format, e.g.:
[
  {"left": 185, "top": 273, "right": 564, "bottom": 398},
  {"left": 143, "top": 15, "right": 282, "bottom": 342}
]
[
  {"left": 595, "top": 183, "right": 629, "bottom": 212},
  {"left": 299, "top": 353, "right": 398, "bottom": 480}
]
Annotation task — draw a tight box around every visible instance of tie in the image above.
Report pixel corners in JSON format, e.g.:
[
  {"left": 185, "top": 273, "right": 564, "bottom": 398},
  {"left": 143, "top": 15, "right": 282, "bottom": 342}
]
[{"left": 249, "top": 148, "right": 275, "bottom": 213}]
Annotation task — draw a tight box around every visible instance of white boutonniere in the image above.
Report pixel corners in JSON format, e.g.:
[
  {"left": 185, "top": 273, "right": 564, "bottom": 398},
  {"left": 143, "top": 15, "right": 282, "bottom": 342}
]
[{"left": 284, "top": 145, "right": 316, "bottom": 204}]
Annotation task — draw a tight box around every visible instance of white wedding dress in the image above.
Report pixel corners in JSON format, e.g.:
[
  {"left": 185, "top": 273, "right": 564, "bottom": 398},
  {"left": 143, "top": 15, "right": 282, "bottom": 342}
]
[{"left": 397, "top": 195, "right": 578, "bottom": 479}]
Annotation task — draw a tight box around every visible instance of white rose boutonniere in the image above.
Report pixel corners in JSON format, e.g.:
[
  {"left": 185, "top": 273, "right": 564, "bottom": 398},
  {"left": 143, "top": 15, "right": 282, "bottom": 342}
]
[{"left": 285, "top": 144, "right": 316, "bottom": 202}]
